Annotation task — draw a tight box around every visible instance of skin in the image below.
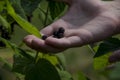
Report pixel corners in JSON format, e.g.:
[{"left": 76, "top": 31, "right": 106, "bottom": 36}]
[{"left": 24, "top": 0, "right": 120, "bottom": 53}]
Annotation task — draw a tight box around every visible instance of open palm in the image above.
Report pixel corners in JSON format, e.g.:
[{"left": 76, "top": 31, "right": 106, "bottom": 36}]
[{"left": 24, "top": 0, "right": 120, "bottom": 53}]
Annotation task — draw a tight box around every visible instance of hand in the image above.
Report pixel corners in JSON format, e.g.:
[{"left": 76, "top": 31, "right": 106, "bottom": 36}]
[{"left": 24, "top": 0, "right": 120, "bottom": 53}]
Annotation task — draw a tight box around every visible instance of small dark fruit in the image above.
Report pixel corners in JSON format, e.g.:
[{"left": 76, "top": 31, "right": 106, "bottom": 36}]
[
  {"left": 42, "top": 35, "right": 48, "bottom": 40},
  {"left": 58, "top": 27, "right": 65, "bottom": 33},
  {"left": 53, "top": 27, "right": 65, "bottom": 39}
]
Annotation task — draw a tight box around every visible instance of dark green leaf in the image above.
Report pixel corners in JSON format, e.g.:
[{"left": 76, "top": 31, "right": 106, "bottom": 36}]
[
  {"left": 12, "top": 54, "right": 33, "bottom": 74},
  {"left": 94, "top": 38, "right": 120, "bottom": 58},
  {"left": 109, "top": 62, "right": 120, "bottom": 80},
  {"left": 21, "top": 0, "right": 42, "bottom": 16},
  {"left": 48, "top": 1, "right": 66, "bottom": 20},
  {"left": 25, "top": 58, "right": 61, "bottom": 80}
]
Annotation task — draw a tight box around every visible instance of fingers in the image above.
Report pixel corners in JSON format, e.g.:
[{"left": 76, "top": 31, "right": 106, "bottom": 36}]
[
  {"left": 45, "top": 36, "right": 83, "bottom": 48},
  {"left": 24, "top": 35, "right": 65, "bottom": 53},
  {"left": 109, "top": 49, "right": 120, "bottom": 63},
  {"left": 40, "top": 19, "right": 70, "bottom": 36}
]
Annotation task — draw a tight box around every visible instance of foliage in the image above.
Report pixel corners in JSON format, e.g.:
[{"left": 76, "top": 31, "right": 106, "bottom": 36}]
[{"left": 0, "top": 0, "right": 120, "bottom": 80}]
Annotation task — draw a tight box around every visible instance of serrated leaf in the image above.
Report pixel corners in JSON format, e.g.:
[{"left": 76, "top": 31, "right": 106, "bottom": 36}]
[
  {"left": 48, "top": 1, "right": 66, "bottom": 20},
  {"left": 94, "top": 38, "right": 120, "bottom": 58},
  {"left": 12, "top": 54, "right": 33, "bottom": 74},
  {"left": 6, "top": 0, "right": 41, "bottom": 37},
  {"left": 21, "top": 0, "right": 42, "bottom": 16},
  {"left": 25, "top": 58, "right": 61, "bottom": 80}
]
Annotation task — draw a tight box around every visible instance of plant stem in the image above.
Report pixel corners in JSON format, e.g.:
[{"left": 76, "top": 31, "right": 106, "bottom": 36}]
[
  {"left": 88, "top": 45, "right": 96, "bottom": 55},
  {"left": 43, "top": 3, "right": 49, "bottom": 27},
  {"left": 34, "top": 51, "right": 39, "bottom": 62}
]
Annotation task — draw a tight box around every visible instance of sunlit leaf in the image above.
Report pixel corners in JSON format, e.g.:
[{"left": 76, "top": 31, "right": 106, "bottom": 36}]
[
  {"left": 59, "top": 70, "right": 73, "bottom": 80},
  {"left": 94, "top": 52, "right": 112, "bottom": 70}
]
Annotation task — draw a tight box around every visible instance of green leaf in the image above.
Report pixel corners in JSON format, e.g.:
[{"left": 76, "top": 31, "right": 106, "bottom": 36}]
[
  {"left": 0, "top": 57, "right": 12, "bottom": 71},
  {"left": 10, "top": 0, "right": 27, "bottom": 19},
  {"left": 78, "top": 71, "right": 87, "bottom": 80},
  {"left": 0, "top": 1, "right": 5, "bottom": 12},
  {"left": 0, "top": 15, "right": 11, "bottom": 32},
  {"left": 42, "top": 54, "right": 59, "bottom": 66},
  {"left": 21, "top": 0, "right": 42, "bottom": 16},
  {"left": 94, "top": 38, "right": 120, "bottom": 58},
  {"left": 0, "top": 37, "right": 34, "bottom": 59},
  {"left": 12, "top": 54, "right": 33, "bottom": 74},
  {"left": 94, "top": 52, "right": 112, "bottom": 70},
  {"left": 48, "top": 1, "right": 66, "bottom": 20},
  {"left": 25, "top": 58, "right": 61, "bottom": 80},
  {"left": 6, "top": 0, "right": 41, "bottom": 37},
  {"left": 59, "top": 71, "right": 73, "bottom": 80}
]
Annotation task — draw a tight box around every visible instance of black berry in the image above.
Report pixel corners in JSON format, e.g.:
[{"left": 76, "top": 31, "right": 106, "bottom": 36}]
[
  {"left": 42, "top": 35, "right": 48, "bottom": 40},
  {"left": 58, "top": 27, "right": 65, "bottom": 33},
  {"left": 53, "top": 27, "right": 65, "bottom": 38},
  {"left": 57, "top": 33, "right": 64, "bottom": 38}
]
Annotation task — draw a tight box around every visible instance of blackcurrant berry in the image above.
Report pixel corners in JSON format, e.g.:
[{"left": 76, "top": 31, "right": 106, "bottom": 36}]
[
  {"left": 53, "top": 27, "right": 65, "bottom": 39},
  {"left": 42, "top": 35, "right": 48, "bottom": 40},
  {"left": 58, "top": 27, "right": 65, "bottom": 33}
]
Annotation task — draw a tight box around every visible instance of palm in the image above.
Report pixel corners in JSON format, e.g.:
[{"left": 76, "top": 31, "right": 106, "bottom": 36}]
[{"left": 24, "top": 0, "right": 120, "bottom": 53}]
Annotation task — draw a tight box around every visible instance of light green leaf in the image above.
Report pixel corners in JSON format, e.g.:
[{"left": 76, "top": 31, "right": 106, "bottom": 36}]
[
  {"left": 94, "top": 52, "right": 112, "bottom": 70},
  {"left": 59, "top": 71, "right": 73, "bottom": 80},
  {"left": 0, "top": 15, "right": 11, "bottom": 32}
]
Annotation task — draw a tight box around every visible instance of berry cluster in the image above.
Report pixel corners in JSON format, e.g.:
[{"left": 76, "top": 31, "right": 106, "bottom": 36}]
[
  {"left": 53, "top": 27, "right": 65, "bottom": 38},
  {"left": 0, "top": 25, "right": 11, "bottom": 47},
  {"left": 42, "top": 27, "right": 65, "bottom": 40}
]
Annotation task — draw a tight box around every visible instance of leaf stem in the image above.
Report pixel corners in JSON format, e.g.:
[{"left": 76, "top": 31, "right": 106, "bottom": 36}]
[
  {"left": 35, "top": 51, "right": 39, "bottom": 62},
  {"left": 87, "top": 45, "right": 96, "bottom": 55}
]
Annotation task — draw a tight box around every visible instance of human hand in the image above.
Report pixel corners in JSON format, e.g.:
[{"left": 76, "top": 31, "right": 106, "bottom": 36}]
[{"left": 24, "top": 0, "right": 120, "bottom": 53}]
